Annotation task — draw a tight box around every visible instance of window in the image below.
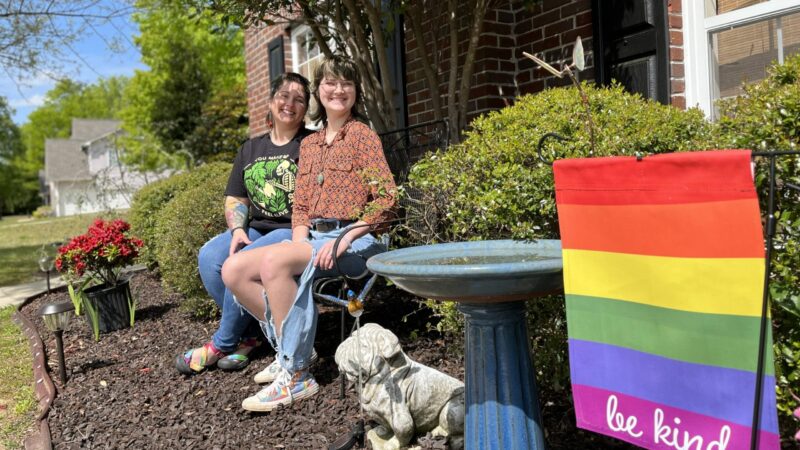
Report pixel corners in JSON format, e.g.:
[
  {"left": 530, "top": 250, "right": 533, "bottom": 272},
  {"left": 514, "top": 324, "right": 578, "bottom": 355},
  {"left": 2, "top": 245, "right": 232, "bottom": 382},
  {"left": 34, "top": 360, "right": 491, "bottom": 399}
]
[
  {"left": 683, "top": 0, "right": 800, "bottom": 117},
  {"left": 291, "top": 26, "right": 326, "bottom": 127},
  {"left": 291, "top": 26, "right": 324, "bottom": 81},
  {"left": 108, "top": 144, "right": 119, "bottom": 167}
]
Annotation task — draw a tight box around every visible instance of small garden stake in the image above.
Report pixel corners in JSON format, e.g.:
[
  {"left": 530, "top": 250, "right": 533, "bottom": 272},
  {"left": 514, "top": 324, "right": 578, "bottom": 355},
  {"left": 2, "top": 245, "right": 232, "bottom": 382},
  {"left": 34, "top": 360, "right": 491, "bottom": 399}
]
[{"left": 523, "top": 36, "right": 596, "bottom": 155}]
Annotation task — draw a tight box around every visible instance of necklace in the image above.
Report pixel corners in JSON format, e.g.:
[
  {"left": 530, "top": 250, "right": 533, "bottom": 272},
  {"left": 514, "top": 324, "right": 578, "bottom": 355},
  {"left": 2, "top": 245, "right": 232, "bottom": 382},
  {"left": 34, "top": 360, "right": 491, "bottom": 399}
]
[{"left": 317, "top": 127, "right": 339, "bottom": 185}]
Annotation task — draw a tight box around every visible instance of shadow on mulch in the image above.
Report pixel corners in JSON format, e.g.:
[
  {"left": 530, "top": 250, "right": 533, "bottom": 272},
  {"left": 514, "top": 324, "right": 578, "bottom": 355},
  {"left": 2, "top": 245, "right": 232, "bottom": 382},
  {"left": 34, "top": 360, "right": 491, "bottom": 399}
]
[{"left": 19, "top": 271, "right": 641, "bottom": 449}]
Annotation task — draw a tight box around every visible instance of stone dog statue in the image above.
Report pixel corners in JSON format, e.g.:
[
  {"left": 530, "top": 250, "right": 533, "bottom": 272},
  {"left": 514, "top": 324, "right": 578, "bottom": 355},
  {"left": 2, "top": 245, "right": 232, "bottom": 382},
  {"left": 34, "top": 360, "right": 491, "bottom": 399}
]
[{"left": 334, "top": 323, "right": 465, "bottom": 450}]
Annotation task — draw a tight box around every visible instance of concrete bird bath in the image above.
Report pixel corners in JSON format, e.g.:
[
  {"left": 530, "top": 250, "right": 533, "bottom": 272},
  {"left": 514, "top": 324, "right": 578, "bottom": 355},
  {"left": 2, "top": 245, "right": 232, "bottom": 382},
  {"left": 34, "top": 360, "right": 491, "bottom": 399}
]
[{"left": 367, "top": 239, "right": 563, "bottom": 450}]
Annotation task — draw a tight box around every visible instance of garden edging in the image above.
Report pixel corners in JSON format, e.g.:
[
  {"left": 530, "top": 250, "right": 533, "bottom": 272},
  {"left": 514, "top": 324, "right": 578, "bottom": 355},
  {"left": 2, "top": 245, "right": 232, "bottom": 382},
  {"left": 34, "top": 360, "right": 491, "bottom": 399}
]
[{"left": 13, "top": 295, "right": 55, "bottom": 450}]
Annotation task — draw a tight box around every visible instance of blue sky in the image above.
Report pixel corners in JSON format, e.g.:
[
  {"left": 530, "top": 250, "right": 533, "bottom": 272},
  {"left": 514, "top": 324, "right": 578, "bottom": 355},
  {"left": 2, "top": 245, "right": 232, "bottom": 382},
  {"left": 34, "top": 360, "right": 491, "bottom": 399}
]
[{"left": 0, "top": 5, "right": 145, "bottom": 125}]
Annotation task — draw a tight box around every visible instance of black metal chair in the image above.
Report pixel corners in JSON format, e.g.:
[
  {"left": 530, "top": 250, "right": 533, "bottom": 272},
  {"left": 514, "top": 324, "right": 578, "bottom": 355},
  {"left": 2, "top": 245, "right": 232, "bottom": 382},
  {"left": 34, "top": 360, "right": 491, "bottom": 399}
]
[{"left": 311, "top": 120, "right": 450, "bottom": 398}]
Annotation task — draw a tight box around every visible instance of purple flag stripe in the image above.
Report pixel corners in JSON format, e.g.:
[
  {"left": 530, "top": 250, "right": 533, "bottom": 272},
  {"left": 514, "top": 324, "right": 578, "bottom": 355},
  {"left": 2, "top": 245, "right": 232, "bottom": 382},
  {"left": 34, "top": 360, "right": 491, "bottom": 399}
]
[
  {"left": 569, "top": 339, "right": 778, "bottom": 432},
  {"left": 572, "top": 384, "right": 781, "bottom": 450}
]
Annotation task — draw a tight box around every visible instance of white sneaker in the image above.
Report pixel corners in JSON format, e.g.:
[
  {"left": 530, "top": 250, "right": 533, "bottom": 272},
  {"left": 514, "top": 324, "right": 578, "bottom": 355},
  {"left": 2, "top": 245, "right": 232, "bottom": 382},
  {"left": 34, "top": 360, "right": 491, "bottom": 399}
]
[
  {"left": 242, "top": 369, "right": 319, "bottom": 412},
  {"left": 253, "top": 349, "right": 318, "bottom": 384}
]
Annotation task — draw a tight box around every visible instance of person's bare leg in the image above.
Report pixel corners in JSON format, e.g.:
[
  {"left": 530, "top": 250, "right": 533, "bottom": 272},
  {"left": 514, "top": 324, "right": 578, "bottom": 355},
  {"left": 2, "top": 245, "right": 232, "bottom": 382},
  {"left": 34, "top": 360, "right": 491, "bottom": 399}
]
[
  {"left": 258, "top": 242, "right": 313, "bottom": 336},
  {"left": 221, "top": 246, "right": 274, "bottom": 320}
]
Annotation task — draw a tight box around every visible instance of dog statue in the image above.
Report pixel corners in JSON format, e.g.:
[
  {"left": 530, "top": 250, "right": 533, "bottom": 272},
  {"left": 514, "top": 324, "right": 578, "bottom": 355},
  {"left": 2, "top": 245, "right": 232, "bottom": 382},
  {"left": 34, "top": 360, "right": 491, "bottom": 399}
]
[{"left": 334, "top": 323, "right": 465, "bottom": 450}]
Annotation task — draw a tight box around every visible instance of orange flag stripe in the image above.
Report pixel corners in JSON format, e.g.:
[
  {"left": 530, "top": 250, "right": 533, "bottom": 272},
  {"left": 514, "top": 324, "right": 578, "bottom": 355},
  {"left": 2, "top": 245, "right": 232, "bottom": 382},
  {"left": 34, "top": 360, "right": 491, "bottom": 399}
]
[{"left": 558, "top": 199, "right": 765, "bottom": 258}]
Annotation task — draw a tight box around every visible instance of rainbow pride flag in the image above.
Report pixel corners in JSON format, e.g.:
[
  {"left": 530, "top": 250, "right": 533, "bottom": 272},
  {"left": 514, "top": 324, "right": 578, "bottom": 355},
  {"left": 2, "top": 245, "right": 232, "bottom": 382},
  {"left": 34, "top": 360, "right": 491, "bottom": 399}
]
[{"left": 553, "top": 150, "right": 780, "bottom": 449}]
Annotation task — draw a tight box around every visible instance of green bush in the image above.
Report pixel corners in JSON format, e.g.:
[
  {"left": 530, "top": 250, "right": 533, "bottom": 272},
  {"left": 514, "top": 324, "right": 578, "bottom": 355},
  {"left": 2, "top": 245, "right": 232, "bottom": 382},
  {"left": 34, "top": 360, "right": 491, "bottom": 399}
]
[
  {"left": 406, "top": 82, "right": 718, "bottom": 244},
  {"left": 31, "top": 205, "right": 53, "bottom": 219},
  {"left": 152, "top": 162, "right": 231, "bottom": 316},
  {"left": 130, "top": 162, "right": 232, "bottom": 269},
  {"left": 717, "top": 54, "right": 800, "bottom": 436},
  {"left": 406, "top": 82, "right": 724, "bottom": 436},
  {"left": 130, "top": 173, "right": 192, "bottom": 269}
]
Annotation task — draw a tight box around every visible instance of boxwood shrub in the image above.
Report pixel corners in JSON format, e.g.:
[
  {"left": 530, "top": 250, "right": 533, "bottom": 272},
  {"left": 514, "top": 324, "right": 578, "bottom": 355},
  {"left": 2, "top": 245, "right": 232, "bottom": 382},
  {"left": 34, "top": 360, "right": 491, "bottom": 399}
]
[
  {"left": 152, "top": 162, "right": 231, "bottom": 312},
  {"left": 130, "top": 162, "right": 231, "bottom": 269},
  {"left": 406, "top": 82, "right": 718, "bottom": 244}
]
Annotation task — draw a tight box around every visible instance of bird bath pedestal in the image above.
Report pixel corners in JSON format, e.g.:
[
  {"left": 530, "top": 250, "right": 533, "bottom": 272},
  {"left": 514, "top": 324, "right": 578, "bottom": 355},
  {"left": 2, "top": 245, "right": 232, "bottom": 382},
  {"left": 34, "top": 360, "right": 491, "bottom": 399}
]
[{"left": 367, "top": 240, "right": 563, "bottom": 450}]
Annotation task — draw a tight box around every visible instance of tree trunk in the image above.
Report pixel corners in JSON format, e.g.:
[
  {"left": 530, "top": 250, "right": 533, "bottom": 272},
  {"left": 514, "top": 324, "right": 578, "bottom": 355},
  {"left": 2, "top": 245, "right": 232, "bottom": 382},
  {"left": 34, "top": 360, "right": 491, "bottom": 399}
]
[
  {"left": 405, "top": 4, "right": 443, "bottom": 123},
  {"left": 446, "top": 0, "right": 460, "bottom": 142},
  {"left": 457, "top": 0, "right": 491, "bottom": 137}
]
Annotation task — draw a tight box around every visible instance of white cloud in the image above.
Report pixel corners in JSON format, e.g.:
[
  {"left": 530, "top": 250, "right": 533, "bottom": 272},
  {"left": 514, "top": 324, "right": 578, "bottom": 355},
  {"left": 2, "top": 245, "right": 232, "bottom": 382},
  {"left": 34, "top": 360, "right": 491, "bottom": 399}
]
[{"left": 9, "top": 94, "right": 47, "bottom": 108}]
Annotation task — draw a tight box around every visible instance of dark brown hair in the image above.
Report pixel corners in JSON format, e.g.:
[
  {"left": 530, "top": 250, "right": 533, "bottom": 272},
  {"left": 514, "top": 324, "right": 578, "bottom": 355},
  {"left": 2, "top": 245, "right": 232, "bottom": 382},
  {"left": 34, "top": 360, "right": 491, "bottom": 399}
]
[
  {"left": 309, "top": 56, "right": 364, "bottom": 126},
  {"left": 265, "top": 72, "right": 311, "bottom": 129}
]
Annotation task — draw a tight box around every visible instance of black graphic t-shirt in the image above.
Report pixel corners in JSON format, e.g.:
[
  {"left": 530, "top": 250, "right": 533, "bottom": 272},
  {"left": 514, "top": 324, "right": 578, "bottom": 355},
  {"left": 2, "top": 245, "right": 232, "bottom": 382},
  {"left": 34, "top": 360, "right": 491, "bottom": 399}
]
[{"left": 225, "top": 129, "right": 311, "bottom": 232}]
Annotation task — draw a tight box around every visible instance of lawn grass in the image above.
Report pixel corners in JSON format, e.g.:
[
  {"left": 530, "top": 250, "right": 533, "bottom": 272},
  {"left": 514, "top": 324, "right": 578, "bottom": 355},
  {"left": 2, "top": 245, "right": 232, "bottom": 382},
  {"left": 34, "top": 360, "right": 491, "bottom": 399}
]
[
  {"left": 0, "top": 213, "right": 126, "bottom": 287},
  {"left": 0, "top": 306, "right": 35, "bottom": 450},
  {"left": 0, "top": 212, "right": 127, "bottom": 448}
]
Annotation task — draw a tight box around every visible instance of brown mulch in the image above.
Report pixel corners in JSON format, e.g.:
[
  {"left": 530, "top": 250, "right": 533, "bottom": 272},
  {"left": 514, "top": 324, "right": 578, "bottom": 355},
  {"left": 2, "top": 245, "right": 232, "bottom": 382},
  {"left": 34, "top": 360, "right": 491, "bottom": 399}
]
[
  {"left": 19, "top": 271, "right": 464, "bottom": 449},
  {"left": 19, "top": 271, "right": 643, "bottom": 449}
]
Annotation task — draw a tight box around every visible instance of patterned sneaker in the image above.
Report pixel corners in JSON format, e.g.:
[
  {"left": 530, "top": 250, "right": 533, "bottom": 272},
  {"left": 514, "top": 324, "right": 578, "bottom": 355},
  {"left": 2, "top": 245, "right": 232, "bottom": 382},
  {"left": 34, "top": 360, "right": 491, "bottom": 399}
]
[
  {"left": 242, "top": 370, "right": 319, "bottom": 412},
  {"left": 253, "top": 348, "right": 319, "bottom": 384},
  {"left": 175, "top": 342, "right": 225, "bottom": 375},
  {"left": 217, "top": 338, "right": 261, "bottom": 371}
]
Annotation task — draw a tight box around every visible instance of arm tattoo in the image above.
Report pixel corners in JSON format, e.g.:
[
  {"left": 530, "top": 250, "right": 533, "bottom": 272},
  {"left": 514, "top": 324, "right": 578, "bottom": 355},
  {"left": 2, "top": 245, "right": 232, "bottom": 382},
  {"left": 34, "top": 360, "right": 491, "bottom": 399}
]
[{"left": 224, "top": 197, "right": 249, "bottom": 230}]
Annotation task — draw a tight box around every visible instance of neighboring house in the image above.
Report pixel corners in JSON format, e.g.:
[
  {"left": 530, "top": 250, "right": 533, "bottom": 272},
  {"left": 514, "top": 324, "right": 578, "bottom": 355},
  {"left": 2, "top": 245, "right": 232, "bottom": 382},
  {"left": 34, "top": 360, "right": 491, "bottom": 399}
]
[
  {"left": 243, "top": 0, "right": 800, "bottom": 137},
  {"left": 44, "top": 119, "right": 167, "bottom": 217}
]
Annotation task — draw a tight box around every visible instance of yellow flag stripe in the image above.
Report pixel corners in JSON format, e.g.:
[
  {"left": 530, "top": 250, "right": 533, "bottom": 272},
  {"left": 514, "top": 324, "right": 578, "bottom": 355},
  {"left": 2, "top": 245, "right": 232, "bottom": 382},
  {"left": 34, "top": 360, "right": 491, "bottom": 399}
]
[{"left": 562, "top": 249, "right": 765, "bottom": 317}]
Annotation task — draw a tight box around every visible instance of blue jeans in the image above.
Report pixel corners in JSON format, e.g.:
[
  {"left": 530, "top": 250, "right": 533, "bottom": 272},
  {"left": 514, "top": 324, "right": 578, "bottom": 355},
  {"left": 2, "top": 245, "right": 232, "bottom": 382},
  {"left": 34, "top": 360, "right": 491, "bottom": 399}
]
[
  {"left": 197, "top": 227, "right": 292, "bottom": 352},
  {"left": 251, "top": 228, "right": 387, "bottom": 372}
]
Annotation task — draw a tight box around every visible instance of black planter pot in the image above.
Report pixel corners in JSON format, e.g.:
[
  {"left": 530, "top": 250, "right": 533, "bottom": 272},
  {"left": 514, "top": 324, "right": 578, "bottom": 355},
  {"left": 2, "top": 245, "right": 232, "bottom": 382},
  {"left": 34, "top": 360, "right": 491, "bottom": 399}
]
[{"left": 83, "top": 280, "right": 132, "bottom": 334}]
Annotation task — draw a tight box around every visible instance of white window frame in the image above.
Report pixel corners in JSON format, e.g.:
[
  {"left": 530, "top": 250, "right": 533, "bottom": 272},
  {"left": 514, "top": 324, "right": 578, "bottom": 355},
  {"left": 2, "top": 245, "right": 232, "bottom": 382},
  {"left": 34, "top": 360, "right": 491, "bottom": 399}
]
[
  {"left": 683, "top": 0, "right": 800, "bottom": 117},
  {"left": 290, "top": 25, "right": 325, "bottom": 81}
]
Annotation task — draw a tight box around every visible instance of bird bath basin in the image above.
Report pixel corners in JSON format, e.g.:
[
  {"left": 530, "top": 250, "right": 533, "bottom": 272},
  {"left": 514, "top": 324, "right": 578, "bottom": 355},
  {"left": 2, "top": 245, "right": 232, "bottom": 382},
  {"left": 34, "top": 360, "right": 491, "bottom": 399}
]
[
  {"left": 367, "top": 239, "right": 563, "bottom": 450},
  {"left": 366, "top": 239, "right": 562, "bottom": 303}
]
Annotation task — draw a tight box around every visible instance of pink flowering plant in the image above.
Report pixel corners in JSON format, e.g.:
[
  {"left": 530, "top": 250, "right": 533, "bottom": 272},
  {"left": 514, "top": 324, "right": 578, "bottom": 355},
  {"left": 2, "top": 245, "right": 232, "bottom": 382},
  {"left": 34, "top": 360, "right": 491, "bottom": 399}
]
[{"left": 55, "top": 219, "right": 143, "bottom": 287}]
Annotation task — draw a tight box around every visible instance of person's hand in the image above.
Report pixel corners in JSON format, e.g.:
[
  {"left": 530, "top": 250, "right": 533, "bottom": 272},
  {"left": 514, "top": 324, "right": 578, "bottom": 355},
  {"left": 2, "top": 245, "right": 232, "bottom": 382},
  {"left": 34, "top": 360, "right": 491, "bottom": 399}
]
[
  {"left": 229, "top": 228, "right": 252, "bottom": 256},
  {"left": 313, "top": 236, "right": 351, "bottom": 270}
]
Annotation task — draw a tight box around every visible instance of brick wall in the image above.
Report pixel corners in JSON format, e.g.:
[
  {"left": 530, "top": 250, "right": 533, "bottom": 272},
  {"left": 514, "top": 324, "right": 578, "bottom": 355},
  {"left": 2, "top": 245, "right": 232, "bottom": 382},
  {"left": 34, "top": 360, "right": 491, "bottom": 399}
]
[
  {"left": 668, "top": 0, "right": 685, "bottom": 110},
  {"left": 404, "top": 0, "right": 596, "bottom": 127},
  {"left": 245, "top": 0, "right": 689, "bottom": 136},
  {"left": 244, "top": 23, "right": 292, "bottom": 137}
]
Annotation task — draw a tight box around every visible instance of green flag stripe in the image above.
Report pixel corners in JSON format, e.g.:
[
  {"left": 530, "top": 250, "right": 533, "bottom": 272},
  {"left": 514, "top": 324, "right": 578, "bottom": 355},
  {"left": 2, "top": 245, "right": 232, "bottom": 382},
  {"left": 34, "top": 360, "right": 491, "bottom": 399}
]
[{"left": 565, "top": 294, "right": 774, "bottom": 375}]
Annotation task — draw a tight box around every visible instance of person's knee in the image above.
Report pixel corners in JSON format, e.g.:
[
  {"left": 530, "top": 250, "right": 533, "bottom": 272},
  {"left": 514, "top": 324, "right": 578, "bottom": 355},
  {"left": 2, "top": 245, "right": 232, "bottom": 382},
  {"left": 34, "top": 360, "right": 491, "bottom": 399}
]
[
  {"left": 198, "top": 235, "right": 225, "bottom": 268},
  {"left": 259, "top": 250, "right": 286, "bottom": 283},
  {"left": 198, "top": 241, "right": 214, "bottom": 267},
  {"left": 221, "top": 254, "right": 244, "bottom": 288}
]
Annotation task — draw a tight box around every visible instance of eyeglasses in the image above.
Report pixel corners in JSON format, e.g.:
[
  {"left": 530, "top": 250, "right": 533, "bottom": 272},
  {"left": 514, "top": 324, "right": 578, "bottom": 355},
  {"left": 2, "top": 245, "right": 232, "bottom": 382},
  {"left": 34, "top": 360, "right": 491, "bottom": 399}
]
[{"left": 320, "top": 79, "right": 356, "bottom": 92}]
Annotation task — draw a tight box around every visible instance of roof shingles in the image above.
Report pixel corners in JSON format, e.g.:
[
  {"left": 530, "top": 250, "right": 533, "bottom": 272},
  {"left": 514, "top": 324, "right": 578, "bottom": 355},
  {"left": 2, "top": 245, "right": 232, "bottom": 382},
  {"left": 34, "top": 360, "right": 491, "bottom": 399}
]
[{"left": 44, "top": 119, "right": 121, "bottom": 182}]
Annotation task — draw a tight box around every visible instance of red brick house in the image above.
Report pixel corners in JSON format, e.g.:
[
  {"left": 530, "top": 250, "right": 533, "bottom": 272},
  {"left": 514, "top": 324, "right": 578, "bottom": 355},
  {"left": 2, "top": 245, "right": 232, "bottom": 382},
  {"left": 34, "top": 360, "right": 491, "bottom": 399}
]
[{"left": 243, "top": 0, "right": 800, "bottom": 138}]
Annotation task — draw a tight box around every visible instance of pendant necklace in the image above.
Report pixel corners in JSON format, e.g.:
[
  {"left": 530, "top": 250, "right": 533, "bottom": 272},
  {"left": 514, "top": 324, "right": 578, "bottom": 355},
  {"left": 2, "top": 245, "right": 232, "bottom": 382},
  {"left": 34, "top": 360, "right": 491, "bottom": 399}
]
[
  {"left": 317, "top": 142, "right": 328, "bottom": 185},
  {"left": 318, "top": 127, "right": 338, "bottom": 185}
]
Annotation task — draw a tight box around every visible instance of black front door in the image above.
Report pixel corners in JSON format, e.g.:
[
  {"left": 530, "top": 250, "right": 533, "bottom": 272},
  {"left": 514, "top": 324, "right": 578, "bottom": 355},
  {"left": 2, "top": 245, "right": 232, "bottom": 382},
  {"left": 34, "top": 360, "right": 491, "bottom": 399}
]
[{"left": 592, "top": 0, "right": 670, "bottom": 104}]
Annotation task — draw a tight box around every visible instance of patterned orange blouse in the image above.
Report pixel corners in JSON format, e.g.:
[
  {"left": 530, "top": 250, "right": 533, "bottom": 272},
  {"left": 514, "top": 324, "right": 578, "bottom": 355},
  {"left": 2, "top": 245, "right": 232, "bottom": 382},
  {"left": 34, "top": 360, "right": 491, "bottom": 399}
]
[{"left": 292, "top": 119, "right": 397, "bottom": 228}]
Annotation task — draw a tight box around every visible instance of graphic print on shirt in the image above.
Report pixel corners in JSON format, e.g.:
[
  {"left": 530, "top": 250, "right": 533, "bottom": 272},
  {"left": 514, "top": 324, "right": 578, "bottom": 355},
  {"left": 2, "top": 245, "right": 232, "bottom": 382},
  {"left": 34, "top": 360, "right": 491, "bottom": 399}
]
[{"left": 243, "top": 156, "right": 297, "bottom": 217}]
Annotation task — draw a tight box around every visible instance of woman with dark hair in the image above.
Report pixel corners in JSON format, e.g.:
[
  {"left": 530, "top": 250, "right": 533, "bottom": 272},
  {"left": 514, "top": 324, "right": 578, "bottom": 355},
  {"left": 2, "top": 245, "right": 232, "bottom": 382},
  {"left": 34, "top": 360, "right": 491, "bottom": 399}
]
[
  {"left": 176, "top": 72, "right": 312, "bottom": 375},
  {"left": 222, "top": 56, "right": 397, "bottom": 411}
]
